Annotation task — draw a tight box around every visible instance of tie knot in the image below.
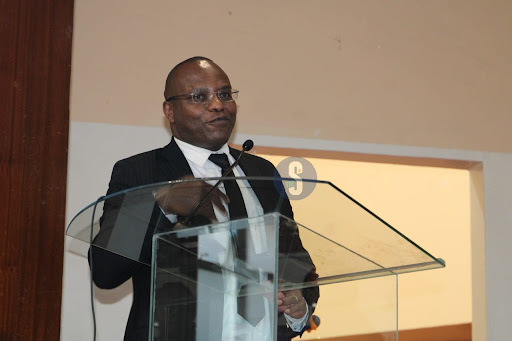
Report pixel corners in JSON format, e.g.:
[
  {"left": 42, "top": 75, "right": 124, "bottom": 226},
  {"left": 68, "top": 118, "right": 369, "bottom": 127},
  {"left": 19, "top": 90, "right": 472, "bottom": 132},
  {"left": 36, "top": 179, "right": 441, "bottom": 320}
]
[{"left": 208, "top": 153, "right": 231, "bottom": 171}]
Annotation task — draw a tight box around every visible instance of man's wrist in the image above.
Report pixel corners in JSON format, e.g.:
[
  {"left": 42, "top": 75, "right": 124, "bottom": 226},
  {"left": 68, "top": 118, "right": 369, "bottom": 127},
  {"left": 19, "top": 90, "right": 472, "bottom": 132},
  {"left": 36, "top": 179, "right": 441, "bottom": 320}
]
[{"left": 284, "top": 303, "right": 309, "bottom": 332}]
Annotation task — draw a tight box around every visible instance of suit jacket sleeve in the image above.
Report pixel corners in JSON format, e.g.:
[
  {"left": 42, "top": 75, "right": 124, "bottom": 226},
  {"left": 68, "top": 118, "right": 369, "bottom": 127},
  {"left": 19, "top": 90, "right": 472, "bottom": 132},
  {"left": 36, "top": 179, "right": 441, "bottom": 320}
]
[{"left": 89, "top": 155, "right": 163, "bottom": 289}]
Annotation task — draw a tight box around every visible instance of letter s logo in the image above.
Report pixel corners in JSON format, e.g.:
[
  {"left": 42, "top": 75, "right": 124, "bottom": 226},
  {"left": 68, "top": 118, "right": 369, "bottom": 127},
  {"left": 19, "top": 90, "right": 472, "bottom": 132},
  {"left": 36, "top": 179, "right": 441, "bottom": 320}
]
[
  {"left": 288, "top": 161, "right": 303, "bottom": 195},
  {"left": 276, "top": 157, "right": 316, "bottom": 200}
]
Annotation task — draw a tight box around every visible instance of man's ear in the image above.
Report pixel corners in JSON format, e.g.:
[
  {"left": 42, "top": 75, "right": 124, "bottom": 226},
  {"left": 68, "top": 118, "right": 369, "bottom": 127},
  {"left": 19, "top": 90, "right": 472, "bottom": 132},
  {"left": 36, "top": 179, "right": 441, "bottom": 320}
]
[{"left": 163, "top": 102, "right": 174, "bottom": 123}]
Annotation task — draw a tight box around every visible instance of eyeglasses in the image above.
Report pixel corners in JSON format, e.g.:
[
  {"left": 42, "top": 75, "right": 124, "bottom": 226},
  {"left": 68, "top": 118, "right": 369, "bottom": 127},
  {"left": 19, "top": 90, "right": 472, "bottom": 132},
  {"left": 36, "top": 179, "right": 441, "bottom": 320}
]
[{"left": 165, "top": 89, "right": 239, "bottom": 104}]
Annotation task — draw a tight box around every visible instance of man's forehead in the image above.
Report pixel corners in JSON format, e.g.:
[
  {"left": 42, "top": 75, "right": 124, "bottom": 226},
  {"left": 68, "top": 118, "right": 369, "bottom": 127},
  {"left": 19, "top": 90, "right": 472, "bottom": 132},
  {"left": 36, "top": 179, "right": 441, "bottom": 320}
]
[{"left": 173, "top": 61, "right": 230, "bottom": 88}]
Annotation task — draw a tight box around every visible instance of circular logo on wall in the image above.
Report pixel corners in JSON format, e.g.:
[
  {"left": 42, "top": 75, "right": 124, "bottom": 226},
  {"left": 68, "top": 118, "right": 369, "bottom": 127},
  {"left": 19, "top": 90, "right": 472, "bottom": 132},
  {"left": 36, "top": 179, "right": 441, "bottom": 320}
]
[{"left": 274, "top": 157, "right": 317, "bottom": 200}]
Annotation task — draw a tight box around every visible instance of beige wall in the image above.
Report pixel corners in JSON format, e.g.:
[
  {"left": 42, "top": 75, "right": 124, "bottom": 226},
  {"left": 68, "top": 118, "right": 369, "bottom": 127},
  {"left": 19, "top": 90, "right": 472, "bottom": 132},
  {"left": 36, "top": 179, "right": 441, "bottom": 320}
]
[{"left": 72, "top": 0, "right": 512, "bottom": 153}]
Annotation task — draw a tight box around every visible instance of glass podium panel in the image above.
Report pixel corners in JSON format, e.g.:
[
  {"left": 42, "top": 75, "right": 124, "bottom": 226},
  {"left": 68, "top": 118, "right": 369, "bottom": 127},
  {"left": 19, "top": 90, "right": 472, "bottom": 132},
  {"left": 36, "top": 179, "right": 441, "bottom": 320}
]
[
  {"left": 151, "top": 215, "right": 280, "bottom": 341},
  {"left": 151, "top": 213, "right": 402, "bottom": 341},
  {"left": 66, "top": 177, "right": 444, "bottom": 340}
]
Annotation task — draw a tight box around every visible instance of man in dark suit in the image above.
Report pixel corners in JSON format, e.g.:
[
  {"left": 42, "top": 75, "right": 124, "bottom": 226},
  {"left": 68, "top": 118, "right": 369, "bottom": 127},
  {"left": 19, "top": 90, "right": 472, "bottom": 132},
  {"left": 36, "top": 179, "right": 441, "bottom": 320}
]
[{"left": 90, "top": 56, "right": 319, "bottom": 341}]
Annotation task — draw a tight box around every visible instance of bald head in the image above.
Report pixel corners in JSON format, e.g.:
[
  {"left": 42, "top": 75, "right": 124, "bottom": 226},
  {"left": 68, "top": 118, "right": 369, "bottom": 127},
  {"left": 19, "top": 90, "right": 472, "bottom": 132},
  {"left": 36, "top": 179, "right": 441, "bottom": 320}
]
[
  {"left": 164, "top": 56, "right": 215, "bottom": 99},
  {"left": 161, "top": 57, "right": 237, "bottom": 150}
]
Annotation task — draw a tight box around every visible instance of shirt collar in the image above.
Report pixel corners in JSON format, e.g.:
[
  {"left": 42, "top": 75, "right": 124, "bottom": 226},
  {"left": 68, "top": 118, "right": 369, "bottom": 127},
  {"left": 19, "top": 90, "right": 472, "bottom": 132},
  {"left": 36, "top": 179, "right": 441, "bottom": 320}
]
[{"left": 174, "top": 137, "right": 230, "bottom": 168}]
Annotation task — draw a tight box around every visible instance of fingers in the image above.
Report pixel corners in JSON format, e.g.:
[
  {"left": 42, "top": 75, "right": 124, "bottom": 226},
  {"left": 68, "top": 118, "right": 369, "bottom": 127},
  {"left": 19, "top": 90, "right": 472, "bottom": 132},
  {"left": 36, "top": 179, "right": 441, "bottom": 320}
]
[
  {"left": 196, "top": 203, "right": 218, "bottom": 222},
  {"left": 277, "top": 290, "right": 307, "bottom": 318},
  {"left": 155, "top": 180, "right": 215, "bottom": 217},
  {"left": 196, "top": 186, "right": 229, "bottom": 221},
  {"left": 209, "top": 188, "right": 229, "bottom": 216},
  {"left": 156, "top": 178, "right": 236, "bottom": 222}
]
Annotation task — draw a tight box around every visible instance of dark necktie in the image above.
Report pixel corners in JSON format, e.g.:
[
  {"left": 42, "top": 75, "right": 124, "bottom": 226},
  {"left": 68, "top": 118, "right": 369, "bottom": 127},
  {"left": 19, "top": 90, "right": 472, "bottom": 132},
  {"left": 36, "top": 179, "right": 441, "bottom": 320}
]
[
  {"left": 208, "top": 153, "right": 264, "bottom": 326},
  {"left": 208, "top": 153, "right": 248, "bottom": 220}
]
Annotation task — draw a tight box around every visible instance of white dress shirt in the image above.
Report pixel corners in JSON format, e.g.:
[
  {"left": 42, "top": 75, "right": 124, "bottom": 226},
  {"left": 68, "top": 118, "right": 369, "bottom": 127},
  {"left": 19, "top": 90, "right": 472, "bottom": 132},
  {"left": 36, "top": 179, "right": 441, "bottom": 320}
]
[{"left": 171, "top": 138, "right": 308, "bottom": 340}]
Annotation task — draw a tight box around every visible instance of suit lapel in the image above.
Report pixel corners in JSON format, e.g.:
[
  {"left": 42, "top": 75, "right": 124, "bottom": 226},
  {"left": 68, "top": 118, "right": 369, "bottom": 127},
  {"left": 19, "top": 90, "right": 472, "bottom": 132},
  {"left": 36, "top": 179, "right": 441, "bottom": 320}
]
[
  {"left": 157, "top": 138, "right": 194, "bottom": 181},
  {"left": 229, "top": 147, "right": 261, "bottom": 177},
  {"left": 229, "top": 147, "right": 280, "bottom": 214}
]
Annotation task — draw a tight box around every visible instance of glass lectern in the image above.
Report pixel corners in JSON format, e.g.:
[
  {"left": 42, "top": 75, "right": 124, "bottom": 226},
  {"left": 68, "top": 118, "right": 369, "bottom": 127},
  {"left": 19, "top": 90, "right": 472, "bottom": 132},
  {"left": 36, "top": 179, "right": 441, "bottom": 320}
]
[{"left": 66, "top": 177, "right": 445, "bottom": 340}]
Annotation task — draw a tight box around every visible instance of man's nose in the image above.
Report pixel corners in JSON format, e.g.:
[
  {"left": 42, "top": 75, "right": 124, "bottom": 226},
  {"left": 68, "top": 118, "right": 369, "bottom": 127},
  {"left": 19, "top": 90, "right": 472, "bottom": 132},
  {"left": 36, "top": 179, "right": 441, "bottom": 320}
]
[{"left": 206, "top": 93, "right": 224, "bottom": 111}]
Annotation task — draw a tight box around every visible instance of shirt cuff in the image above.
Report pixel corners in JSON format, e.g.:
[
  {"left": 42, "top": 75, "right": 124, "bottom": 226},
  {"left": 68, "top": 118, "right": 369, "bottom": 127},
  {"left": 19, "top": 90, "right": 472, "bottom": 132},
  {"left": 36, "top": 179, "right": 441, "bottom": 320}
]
[
  {"left": 153, "top": 190, "right": 178, "bottom": 223},
  {"left": 165, "top": 212, "right": 178, "bottom": 223},
  {"left": 284, "top": 304, "right": 309, "bottom": 332}
]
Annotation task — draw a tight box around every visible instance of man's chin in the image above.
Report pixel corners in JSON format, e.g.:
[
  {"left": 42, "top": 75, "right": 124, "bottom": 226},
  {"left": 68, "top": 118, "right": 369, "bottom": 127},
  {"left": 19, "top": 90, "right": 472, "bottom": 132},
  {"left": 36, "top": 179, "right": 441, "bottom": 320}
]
[
  {"left": 206, "top": 130, "right": 233, "bottom": 150},
  {"left": 202, "top": 138, "right": 231, "bottom": 151}
]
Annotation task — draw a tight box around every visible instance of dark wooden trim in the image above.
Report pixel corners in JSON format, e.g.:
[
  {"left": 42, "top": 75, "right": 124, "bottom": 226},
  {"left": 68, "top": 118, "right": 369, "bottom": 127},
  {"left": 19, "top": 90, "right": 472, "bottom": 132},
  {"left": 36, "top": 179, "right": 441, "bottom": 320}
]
[
  {"left": 232, "top": 144, "right": 479, "bottom": 170},
  {"left": 309, "top": 323, "right": 471, "bottom": 341},
  {"left": 0, "top": 0, "right": 73, "bottom": 339}
]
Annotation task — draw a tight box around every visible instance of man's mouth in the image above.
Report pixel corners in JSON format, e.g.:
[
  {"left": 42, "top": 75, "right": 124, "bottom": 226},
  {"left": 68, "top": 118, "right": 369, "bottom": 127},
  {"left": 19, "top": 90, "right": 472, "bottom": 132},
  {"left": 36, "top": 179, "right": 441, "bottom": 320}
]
[{"left": 207, "top": 116, "right": 229, "bottom": 124}]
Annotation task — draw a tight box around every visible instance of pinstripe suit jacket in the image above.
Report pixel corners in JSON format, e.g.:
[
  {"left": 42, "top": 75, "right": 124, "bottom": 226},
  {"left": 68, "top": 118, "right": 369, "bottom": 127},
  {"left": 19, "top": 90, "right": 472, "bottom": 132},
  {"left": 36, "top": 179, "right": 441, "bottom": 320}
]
[{"left": 90, "top": 138, "right": 318, "bottom": 341}]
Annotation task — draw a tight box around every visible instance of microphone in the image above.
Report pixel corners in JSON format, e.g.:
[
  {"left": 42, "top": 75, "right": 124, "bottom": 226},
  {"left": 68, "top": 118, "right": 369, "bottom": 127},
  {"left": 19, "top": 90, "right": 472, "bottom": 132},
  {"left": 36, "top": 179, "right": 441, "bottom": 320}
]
[
  {"left": 240, "top": 139, "right": 254, "bottom": 155},
  {"left": 176, "top": 140, "right": 254, "bottom": 227},
  {"left": 306, "top": 315, "right": 320, "bottom": 332}
]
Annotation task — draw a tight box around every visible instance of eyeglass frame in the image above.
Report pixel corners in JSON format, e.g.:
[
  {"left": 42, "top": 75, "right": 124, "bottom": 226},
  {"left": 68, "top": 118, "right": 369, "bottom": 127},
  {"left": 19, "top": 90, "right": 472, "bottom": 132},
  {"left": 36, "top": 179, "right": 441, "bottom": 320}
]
[{"left": 165, "top": 89, "right": 239, "bottom": 104}]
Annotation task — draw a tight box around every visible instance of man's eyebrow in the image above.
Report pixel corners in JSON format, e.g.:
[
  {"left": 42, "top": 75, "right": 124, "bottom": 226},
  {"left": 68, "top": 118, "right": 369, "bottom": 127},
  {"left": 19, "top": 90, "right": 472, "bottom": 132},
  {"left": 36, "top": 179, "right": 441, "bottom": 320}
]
[
  {"left": 189, "top": 86, "right": 209, "bottom": 93},
  {"left": 191, "top": 85, "right": 232, "bottom": 92}
]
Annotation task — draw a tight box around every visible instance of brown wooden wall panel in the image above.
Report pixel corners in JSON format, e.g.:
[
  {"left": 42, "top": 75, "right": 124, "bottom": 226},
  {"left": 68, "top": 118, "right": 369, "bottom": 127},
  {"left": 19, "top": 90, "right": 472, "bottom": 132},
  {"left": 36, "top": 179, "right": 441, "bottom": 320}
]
[{"left": 0, "top": 0, "right": 73, "bottom": 340}]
